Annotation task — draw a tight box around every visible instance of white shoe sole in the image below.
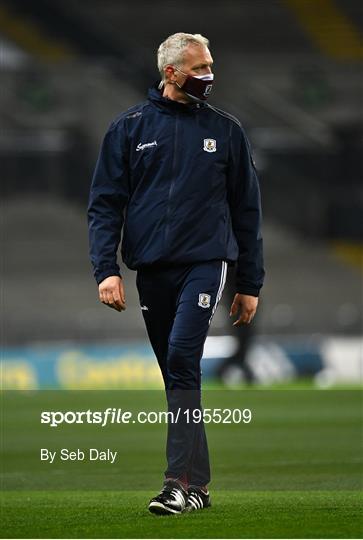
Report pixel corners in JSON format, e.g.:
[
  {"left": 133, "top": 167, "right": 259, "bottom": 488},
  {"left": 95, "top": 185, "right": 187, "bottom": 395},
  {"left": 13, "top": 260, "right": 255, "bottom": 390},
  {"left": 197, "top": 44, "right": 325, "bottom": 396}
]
[{"left": 148, "top": 501, "right": 182, "bottom": 515}]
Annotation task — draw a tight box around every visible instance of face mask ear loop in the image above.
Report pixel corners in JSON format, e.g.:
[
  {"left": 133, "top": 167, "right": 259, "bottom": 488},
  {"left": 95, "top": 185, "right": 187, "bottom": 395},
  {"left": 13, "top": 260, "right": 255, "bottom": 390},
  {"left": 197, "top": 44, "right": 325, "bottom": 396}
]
[
  {"left": 163, "top": 67, "right": 186, "bottom": 89},
  {"left": 174, "top": 66, "right": 187, "bottom": 77},
  {"left": 172, "top": 66, "right": 188, "bottom": 91}
]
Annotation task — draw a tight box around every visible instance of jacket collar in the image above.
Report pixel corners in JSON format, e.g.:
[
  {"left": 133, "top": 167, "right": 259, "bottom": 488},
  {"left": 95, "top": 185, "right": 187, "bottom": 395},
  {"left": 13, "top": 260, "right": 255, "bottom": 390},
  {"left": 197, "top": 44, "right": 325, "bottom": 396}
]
[{"left": 147, "top": 82, "right": 206, "bottom": 114}]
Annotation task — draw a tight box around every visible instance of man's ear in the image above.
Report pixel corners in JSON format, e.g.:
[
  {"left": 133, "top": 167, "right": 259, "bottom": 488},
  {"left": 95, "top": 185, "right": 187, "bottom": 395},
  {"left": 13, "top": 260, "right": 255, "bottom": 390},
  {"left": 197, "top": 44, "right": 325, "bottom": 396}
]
[{"left": 164, "top": 65, "right": 176, "bottom": 83}]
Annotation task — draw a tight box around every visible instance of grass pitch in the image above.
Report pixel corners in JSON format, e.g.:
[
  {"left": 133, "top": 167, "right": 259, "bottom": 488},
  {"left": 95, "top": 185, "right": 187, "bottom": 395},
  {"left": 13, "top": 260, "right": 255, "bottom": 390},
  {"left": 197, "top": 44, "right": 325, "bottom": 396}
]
[
  {"left": 2, "top": 490, "right": 362, "bottom": 538},
  {"left": 1, "top": 388, "right": 362, "bottom": 538}
]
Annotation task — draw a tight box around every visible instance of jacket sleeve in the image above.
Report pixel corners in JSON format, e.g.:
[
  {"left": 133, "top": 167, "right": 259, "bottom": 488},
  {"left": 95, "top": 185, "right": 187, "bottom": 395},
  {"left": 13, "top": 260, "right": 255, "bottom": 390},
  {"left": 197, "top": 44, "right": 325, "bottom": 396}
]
[
  {"left": 227, "top": 124, "right": 265, "bottom": 296},
  {"left": 87, "top": 120, "right": 130, "bottom": 285}
]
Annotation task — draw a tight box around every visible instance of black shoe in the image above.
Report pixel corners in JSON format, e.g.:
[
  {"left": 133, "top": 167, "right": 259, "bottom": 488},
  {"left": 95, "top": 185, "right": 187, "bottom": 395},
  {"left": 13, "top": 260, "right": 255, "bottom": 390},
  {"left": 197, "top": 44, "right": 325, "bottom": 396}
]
[
  {"left": 185, "top": 487, "right": 211, "bottom": 512},
  {"left": 148, "top": 480, "right": 188, "bottom": 515}
]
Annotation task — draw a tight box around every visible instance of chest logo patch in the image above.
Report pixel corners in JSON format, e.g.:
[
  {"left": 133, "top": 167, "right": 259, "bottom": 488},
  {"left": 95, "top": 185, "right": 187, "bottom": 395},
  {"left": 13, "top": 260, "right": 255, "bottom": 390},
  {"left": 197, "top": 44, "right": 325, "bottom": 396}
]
[
  {"left": 203, "top": 138, "right": 217, "bottom": 153},
  {"left": 198, "top": 293, "right": 211, "bottom": 309}
]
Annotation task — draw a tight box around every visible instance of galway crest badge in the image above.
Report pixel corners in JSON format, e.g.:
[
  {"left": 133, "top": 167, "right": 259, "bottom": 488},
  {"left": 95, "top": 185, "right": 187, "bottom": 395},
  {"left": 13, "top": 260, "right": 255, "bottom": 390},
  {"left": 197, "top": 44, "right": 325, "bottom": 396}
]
[
  {"left": 198, "top": 293, "right": 211, "bottom": 309},
  {"left": 203, "top": 138, "right": 217, "bottom": 152}
]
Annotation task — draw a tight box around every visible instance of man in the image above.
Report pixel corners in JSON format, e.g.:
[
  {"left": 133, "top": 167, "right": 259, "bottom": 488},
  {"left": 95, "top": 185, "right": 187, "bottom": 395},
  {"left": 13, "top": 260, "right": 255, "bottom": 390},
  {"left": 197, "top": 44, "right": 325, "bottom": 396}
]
[{"left": 88, "top": 32, "right": 264, "bottom": 515}]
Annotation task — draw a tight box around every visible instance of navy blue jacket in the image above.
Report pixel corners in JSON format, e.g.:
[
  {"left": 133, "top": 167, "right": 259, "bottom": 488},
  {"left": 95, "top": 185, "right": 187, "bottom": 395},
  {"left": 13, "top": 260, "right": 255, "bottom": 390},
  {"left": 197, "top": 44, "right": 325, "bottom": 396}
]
[{"left": 88, "top": 85, "right": 265, "bottom": 296}]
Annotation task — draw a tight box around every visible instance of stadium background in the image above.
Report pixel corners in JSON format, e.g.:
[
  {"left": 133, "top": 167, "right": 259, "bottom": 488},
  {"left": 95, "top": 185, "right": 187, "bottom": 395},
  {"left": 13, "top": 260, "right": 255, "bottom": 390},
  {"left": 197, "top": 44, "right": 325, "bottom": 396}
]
[{"left": 1, "top": 0, "right": 362, "bottom": 390}]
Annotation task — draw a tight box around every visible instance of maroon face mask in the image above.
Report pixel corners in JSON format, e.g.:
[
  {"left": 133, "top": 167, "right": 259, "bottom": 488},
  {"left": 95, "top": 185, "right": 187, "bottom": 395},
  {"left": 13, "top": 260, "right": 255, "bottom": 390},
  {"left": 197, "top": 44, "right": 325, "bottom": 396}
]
[{"left": 175, "top": 68, "right": 214, "bottom": 102}]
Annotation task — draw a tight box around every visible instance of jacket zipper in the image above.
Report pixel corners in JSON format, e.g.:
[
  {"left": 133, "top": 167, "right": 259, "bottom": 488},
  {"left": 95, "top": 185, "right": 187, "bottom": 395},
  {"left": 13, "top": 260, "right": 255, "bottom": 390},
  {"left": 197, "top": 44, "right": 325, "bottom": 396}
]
[{"left": 163, "top": 113, "right": 179, "bottom": 251}]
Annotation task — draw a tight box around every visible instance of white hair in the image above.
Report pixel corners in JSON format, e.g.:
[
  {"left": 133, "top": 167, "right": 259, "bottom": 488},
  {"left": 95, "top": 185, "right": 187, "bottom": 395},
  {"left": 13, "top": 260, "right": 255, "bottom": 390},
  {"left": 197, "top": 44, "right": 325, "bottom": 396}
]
[{"left": 157, "top": 32, "right": 210, "bottom": 80}]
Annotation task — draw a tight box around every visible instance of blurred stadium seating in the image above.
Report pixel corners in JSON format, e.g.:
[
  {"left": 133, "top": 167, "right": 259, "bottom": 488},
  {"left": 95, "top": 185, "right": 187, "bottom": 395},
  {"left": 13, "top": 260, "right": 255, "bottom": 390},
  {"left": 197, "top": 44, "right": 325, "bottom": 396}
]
[{"left": 1, "top": 0, "right": 362, "bottom": 387}]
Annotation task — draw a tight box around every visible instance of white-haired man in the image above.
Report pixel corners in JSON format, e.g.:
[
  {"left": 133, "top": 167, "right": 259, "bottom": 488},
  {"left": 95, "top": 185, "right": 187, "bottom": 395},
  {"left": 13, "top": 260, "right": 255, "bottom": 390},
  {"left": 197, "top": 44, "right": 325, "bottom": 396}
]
[{"left": 88, "top": 32, "right": 264, "bottom": 515}]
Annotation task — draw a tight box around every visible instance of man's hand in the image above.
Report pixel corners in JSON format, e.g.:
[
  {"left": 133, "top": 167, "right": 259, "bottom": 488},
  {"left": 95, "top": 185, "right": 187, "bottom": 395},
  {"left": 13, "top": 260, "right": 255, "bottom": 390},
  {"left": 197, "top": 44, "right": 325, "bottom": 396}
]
[
  {"left": 98, "top": 276, "right": 126, "bottom": 312},
  {"left": 230, "top": 293, "right": 258, "bottom": 326}
]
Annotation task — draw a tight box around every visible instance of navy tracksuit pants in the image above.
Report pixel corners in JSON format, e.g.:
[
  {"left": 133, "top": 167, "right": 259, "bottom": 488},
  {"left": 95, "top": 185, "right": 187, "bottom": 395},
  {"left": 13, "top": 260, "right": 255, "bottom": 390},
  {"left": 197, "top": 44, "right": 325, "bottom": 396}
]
[{"left": 136, "top": 260, "right": 228, "bottom": 487}]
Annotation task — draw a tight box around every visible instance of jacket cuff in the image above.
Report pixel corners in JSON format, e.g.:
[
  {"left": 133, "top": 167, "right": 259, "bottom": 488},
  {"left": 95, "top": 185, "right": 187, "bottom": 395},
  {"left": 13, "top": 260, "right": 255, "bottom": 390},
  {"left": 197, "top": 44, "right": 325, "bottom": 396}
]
[
  {"left": 95, "top": 268, "right": 121, "bottom": 285},
  {"left": 236, "top": 284, "right": 261, "bottom": 297}
]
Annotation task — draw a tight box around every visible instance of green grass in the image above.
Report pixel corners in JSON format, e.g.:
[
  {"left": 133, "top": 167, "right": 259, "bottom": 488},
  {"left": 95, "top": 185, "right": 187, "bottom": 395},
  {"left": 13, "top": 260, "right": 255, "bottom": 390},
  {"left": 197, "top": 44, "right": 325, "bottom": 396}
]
[
  {"left": 1, "top": 490, "right": 362, "bottom": 538},
  {"left": 1, "top": 389, "right": 362, "bottom": 538}
]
